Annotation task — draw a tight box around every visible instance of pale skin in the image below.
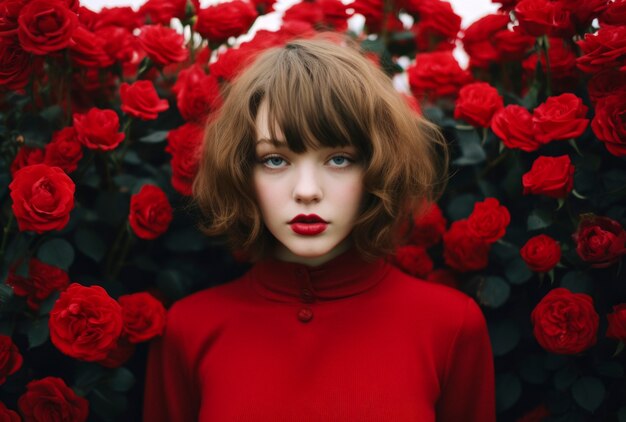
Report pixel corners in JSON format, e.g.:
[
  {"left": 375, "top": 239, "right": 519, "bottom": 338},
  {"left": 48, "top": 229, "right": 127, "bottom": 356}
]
[{"left": 253, "top": 100, "right": 365, "bottom": 267}]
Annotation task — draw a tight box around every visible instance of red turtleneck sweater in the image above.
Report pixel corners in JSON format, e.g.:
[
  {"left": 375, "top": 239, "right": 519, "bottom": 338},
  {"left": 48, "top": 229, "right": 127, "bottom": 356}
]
[{"left": 143, "top": 250, "right": 495, "bottom": 421}]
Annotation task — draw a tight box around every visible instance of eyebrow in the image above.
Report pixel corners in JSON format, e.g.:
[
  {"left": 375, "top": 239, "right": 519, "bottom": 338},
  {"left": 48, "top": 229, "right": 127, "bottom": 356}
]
[{"left": 255, "top": 137, "right": 288, "bottom": 148}]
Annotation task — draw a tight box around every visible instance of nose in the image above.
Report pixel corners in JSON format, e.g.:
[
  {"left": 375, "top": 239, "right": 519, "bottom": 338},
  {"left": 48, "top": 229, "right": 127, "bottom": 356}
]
[{"left": 292, "top": 163, "right": 323, "bottom": 204}]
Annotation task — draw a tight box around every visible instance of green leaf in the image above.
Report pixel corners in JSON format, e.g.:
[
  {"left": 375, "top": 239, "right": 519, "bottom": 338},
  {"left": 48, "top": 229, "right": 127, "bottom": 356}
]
[
  {"left": 163, "top": 226, "right": 207, "bottom": 253},
  {"left": 75, "top": 228, "right": 106, "bottom": 262},
  {"left": 519, "top": 354, "right": 547, "bottom": 384},
  {"left": 527, "top": 208, "right": 553, "bottom": 231},
  {"left": 107, "top": 367, "right": 135, "bottom": 392},
  {"left": 488, "top": 319, "right": 520, "bottom": 357},
  {"left": 28, "top": 317, "right": 49, "bottom": 349},
  {"left": 618, "top": 407, "right": 626, "bottom": 422},
  {"left": 139, "top": 130, "right": 168, "bottom": 143},
  {"left": 37, "top": 238, "right": 75, "bottom": 270},
  {"left": 504, "top": 257, "right": 533, "bottom": 285},
  {"left": 594, "top": 361, "right": 623, "bottom": 378},
  {"left": 495, "top": 372, "right": 522, "bottom": 412},
  {"left": 554, "top": 365, "right": 578, "bottom": 391},
  {"left": 544, "top": 354, "right": 567, "bottom": 371},
  {"left": 492, "top": 240, "right": 519, "bottom": 262},
  {"left": 156, "top": 270, "right": 189, "bottom": 301},
  {"left": 479, "top": 276, "right": 510, "bottom": 308},
  {"left": 90, "top": 387, "right": 128, "bottom": 421},
  {"left": 75, "top": 362, "right": 106, "bottom": 390},
  {"left": 445, "top": 193, "right": 479, "bottom": 221},
  {"left": 572, "top": 376, "right": 605, "bottom": 413},
  {"left": 453, "top": 127, "right": 486, "bottom": 166},
  {"left": 123, "top": 150, "right": 141, "bottom": 165},
  {"left": 37, "top": 291, "right": 60, "bottom": 316},
  {"left": 561, "top": 271, "right": 593, "bottom": 295}
]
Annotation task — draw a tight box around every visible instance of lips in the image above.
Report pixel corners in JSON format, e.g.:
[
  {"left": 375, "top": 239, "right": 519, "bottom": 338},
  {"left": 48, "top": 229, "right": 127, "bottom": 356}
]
[
  {"left": 289, "top": 214, "right": 328, "bottom": 235},
  {"left": 288, "top": 214, "right": 328, "bottom": 224}
]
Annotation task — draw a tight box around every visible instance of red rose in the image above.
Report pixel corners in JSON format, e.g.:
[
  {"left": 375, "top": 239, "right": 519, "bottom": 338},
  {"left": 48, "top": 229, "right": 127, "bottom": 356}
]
[
  {"left": 49, "top": 283, "right": 123, "bottom": 362},
  {"left": 0, "top": 402, "right": 19, "bottom": 421},
  {"left": 407, "top": 51, "right": 472, "bottom": 100},
  {"left": 318, "top": 0, "right": 353, "bottom": 31},
  {"left": 92, "top": 6, "right": 141, "bottom": 31},
  {"left": 283, "top": 2, "right": 323, "bottom": 26},
  {"left": 209, "top": 43, "right": 263, "bottom": 82},
  {"left": 96, "top": 336, "right": 135, "bottom": 368},
  {"left": 514, "top": 0, "right": 572, "bottom": 37},
  {"left": 591, "top": 88, "right": 626, "bottom": 157},
  {"left": 0, "top": 335, "right": 22, "bottom": 385},
  {"left": 467, "top": 197, "right": 510, "bottom": 244},
  {"left": 68, "top": 24, "right": 113, "bottom": 68},
  {"left": 461, "top": 14, "right": 510, "bottom": 68},
  {"left": 532, "top": 93, "right": 589, "bottom": 143},
  {"left": 587, "top": 69, "right": 626, "bottom": 104},
  {"left": 573, "top": 215, "right": 626, "bottom": 268},
  {"left": 531, "top": 288, "right": 599, "bottom": 354},
  {"left": 138, "top": 24, "right": 188, "bottom": 66},
  {"left": 520, "top": 234, "right": 561, "bottom": 272},
  {"left": 425, "top": 269, "right": 459, "bottom": 289},
  {"left": 491, "top": 105, "right": 540, "bottom": 152},
  {"left": 0, "top": 0, "right": 25, "bottom": 39},
  {"left": 352, "top": 0, "right": 384, "bottom": 32},
  {"left": 599, "top": 0, "right": 626, "bottom": 27},
  {"left": 6, "top": 258, "right": 70, "bottom": 311},
  {"left": 393, "top": 245, "right": 434, "bottom": 278},
  {"left": 406, "top": 0, "right": 461, "bottom": 42},
  {"left": 493, "top": 27, "right": 535, "bottom": 61},
  {"left": 561, "top": 0, "right": 608, "bottom": 27},
  {"left": 120, "top": 81, "right": 169, "bottom": 121},
  {"left": 443, "top": 220, "right": 491, "bottom": 272},
  {"left": 576, "top": 26, "right": 626, "bottom": 74},
  {"left": 129, "top": 185, "right": 173, "bottom": 240},
  {"left": 17, "top": 0, "right": 78, "bottom": 55},
  {"left": 195, "top": 1, "right": 257, "bottom": 43},
  {"left": 44, "top": 127, "right": 83, "bottom": 174},
  {"left": 96, "top": 26, "right": 140, "bottom": 66},
  {"left": 9, "top": 164, "right": 75, "bottom": 233},
  {"left": 408, "top": 202, "right": 447, "bottom": 248},
  {"left": 0, "top": 43, "right": 37, "bottom": 91},
  {"left": 522, "top": 155, "right": 575, "bottom": 199},
  {"left": 73, "top": 107, "right": 125, "bottom": 151},
  {"left": 118, "top": 292, "right": 167, "bottom": 343},
  {"left": 607, "top": 304, "right": 626, "bottom": 342},
  {"left": 522, "top": 38, "right": 577, "bottom": 82},
  {"left": 139, "top": 0, "right": 198, "bottom": 25},
  {"left": 454, "top": 82, "right": 503, "bottom": 127},
  {"left": 166, "top": 123, "right": 204, "bottom": 196},
  {"left": 172, "top": 65, "right": 222, "bottom": 122},
  {"left": 10, "top": 146, "right": 44, "bottom": 176},
  {"left": 18, "top": 376, "right": 88, "bottom": 422}
]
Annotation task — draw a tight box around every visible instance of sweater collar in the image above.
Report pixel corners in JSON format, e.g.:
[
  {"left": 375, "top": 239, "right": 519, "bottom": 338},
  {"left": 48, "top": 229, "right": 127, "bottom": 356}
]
[{"left": 248, "top": 248, "right": 391, "bottom": 303}]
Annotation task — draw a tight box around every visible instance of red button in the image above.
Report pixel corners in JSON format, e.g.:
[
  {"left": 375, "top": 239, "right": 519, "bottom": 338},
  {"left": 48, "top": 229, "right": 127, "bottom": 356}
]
[{"left": 297, "top": 307, "right": 313, "bottom": 323}]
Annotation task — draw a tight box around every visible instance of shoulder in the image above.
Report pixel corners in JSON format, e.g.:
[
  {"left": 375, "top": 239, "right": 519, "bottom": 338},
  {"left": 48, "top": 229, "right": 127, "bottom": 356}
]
[
  {"left": 165, "top": 275, "right": 250, "bottom": 336},
  {"left": 383, "top": 265, "right": 487, "bottom": 335}
]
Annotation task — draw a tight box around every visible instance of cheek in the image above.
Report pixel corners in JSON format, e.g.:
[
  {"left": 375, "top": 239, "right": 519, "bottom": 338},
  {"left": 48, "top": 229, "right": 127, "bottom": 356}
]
[{"left": 253, "top": 173, "right": 279, "bottom": 215}]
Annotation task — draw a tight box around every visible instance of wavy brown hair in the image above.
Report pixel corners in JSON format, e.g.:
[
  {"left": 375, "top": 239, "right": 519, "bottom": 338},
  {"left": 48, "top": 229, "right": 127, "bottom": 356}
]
[{"left": 192, "top": 35, "right": 449, "bottom": 261}]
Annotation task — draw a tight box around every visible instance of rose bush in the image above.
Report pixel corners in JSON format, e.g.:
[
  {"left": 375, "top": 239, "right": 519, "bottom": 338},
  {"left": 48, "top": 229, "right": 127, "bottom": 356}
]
[{"left": 0, "top": 0, "right": 624, "bottom": 420}]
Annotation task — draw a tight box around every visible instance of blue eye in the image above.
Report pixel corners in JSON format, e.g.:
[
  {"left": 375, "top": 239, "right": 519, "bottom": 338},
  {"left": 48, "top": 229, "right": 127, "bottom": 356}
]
[
  {"left": 263, "top": 156, "right": 287, "bottom": 168},
  {"left": 329, "top": 155, "right": 352, "bottom": 167}
]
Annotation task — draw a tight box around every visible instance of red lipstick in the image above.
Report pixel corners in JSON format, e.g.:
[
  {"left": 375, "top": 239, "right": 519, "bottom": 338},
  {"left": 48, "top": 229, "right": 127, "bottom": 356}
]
[{"left": 289, "top": 214, "right": 328, "bottom": 235}]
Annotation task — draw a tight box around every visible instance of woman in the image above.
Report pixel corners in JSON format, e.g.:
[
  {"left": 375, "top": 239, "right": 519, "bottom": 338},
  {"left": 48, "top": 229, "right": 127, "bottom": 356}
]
[{"left": 144, "top": 35, "right": 495, "bottom": 421}]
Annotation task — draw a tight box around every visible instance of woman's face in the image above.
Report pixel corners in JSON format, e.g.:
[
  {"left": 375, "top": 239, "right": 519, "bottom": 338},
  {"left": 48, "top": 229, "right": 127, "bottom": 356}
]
[{"left": 253, "top": 101, "right": 365, "bottom": 266}]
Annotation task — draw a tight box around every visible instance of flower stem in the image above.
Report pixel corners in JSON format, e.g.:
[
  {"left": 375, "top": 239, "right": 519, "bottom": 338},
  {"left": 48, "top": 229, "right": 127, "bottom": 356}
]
[{"left": 0, "top": 212, "right": 14, "bottom": 265}]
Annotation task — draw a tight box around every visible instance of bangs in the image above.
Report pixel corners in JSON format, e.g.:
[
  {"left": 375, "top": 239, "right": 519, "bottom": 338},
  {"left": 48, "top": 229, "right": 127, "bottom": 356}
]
[{"left": 259, "top": 44, "right": 373, "bottom": 157}]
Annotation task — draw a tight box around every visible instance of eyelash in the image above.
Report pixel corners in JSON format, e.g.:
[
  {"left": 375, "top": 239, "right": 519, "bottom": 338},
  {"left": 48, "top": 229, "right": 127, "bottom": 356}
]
[{"left": 258, "top": 154, "right": 355, "bottom": 170}]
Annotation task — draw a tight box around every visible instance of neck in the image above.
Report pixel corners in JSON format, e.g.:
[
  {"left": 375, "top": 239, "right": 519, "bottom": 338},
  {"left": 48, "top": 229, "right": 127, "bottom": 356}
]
[{"left": 273, "top": 239, "right": 352, "bottom": 267}]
